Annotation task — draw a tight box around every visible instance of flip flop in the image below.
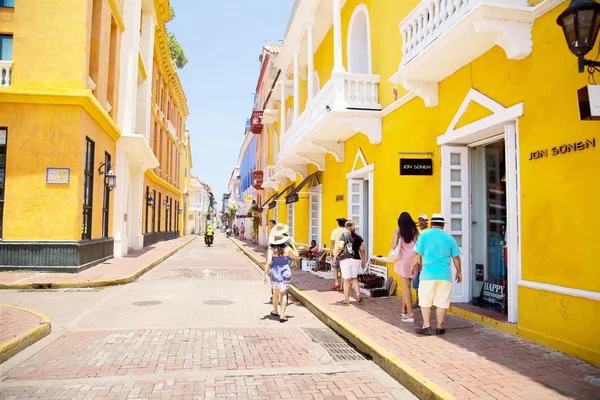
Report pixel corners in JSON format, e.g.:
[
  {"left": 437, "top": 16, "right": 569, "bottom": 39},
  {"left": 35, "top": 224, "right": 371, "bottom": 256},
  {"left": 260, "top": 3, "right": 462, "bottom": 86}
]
[
  {"left": 270, "top": 311, "right": 279, "bottom": 317},
  {"left": 331, "top": 284, "right": 340, "bottom": 290},
  {"left": 279, "top": 316, "right": 288, "bottom": 323},
  {"left": 357, "top": 295, "right": 363, "bottom": 304}
]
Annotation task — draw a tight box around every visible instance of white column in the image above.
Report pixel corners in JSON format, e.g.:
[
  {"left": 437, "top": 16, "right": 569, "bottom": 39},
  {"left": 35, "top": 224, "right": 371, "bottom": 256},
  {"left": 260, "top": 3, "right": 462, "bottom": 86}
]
[
  {"left": 293, "top": 47, "right": 300, "bottom": 121},
  {"left": 307, "top": 20, "right": 315, "bottom": 102},
  {"left": 280, "top": 69, "right": 286, "bottom": 133},
  {"left": 137, "top": 10, "right": 156, "bottom": 142},
  {"left": 128, "top": 165, "right": 145, "bottom": 250},
  {"left": 117, "top": 0, "right": 142, "bottom": 135},
  {"left": 332, "top": 0, "right": 345, "bottom": 73},
  {"left": 112, "top": 145, "right": 129, "bottom": 257}
]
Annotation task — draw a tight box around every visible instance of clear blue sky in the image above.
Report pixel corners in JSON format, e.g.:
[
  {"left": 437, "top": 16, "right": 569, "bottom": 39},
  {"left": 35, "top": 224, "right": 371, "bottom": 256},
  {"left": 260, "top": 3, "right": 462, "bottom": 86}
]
[{"left": 169, "top": 0, "right": 294, "bottom": 204}]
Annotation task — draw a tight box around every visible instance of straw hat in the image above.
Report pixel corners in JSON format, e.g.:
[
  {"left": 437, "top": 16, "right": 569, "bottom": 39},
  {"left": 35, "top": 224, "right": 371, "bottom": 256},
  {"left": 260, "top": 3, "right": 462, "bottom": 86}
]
[{"left": 270, "top": 223, "right": 289, "bottom": 245}]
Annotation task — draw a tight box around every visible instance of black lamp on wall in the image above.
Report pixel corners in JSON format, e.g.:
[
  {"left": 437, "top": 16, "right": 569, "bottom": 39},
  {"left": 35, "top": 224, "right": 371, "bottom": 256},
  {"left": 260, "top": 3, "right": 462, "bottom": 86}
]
[{"left": 557, "top": 0, "right": 600, "bottom": 73}]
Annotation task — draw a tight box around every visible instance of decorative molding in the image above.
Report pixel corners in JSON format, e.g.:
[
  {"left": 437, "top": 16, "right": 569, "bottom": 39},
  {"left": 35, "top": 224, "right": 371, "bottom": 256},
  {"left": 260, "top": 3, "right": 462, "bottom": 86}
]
[
  {"left": 519, "top": 280, "right": 600, "bottom": 302},
  {"left": 399, "top": 79, "right": 438, "bottom": 107},
  {"left": 309, "top": 139, "right": 344, "bottom": 162},
  {"left": 296, "top": 152, "right": 325, "bottom": 171},
  {"left": 438, "top": 89, "right": 524, "bottom": 145},
  {"left": 0, "top": 89, "right": 121, "bottom": 141},
  {"left": 146, "top": 169, "right": 183, "bottom": 196},
  {"left": 351, "top": 148, "right": 368, "bottom": 172},
  {"left": 108, "top": 0, "right": 126, "bottom": 32},
  {"left": 472, "top": 19, "right": 532, "bottom": 60}
]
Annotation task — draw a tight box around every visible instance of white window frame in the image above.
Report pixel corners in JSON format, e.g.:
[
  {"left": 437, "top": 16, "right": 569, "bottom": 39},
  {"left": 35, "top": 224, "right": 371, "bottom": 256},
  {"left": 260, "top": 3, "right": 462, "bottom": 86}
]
[
  {"left": 287, "top": 202, "right": 294, "bottom": 238},
  {"left": 309, "top": 184, "right": 323, "bottom": 247}
]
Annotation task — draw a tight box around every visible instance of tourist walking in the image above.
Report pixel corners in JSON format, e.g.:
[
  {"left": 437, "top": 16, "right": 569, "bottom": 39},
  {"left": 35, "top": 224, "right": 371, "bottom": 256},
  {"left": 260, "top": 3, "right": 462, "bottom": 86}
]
[
  {"left": 390, "top": 212, "right": 419, "bottom": 323},
  {"left": 412, "top": 214, "right": 462, "bottom": 335},
  {"left": 413, "top": 214, "right": 429, "bottom": 307},
  {"left": 264, "top": 224, "right": 299, "bottom": 323},
  {"left": 333, "top": 220, "right": 365, "bottom": 305},
  {"left": 329, "top": 218, "right": 347, "bottom": 290},
  {"left": 240, "top": 223, "right": 245, "bottom": 240}
]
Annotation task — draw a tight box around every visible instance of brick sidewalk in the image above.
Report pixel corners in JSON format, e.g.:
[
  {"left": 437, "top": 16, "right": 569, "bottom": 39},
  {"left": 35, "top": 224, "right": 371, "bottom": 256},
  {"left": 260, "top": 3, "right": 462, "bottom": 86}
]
[
  {"left": 0, "top": 306, "right": 42, "bottom": 344},
  {"left": 233, "top": 238, "right": 600, "bottom": 399},
  {"left": 0, "top": 236, "right": 195, "bottom": 287}
]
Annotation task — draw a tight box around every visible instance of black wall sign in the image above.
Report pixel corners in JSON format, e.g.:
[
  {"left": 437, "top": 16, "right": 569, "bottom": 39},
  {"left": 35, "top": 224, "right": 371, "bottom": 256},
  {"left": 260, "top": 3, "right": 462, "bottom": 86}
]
[
  {"left": 476, "top": 264, "right": 484, "bottom": 282},
  {"left": 286, "top": 194, "right": 299, "bottom": 204},
  {"left": 400, "top": 158, "right": 433, "bottom": 176},
  {"left": 480, "top": 281, "right": 506, "bottom": 312}
]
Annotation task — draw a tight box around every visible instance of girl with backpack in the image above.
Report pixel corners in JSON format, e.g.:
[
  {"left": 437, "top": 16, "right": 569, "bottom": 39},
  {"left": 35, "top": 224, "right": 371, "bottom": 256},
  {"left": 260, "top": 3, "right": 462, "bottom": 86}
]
[{"left": 332, "top": 220, "right": 365, "bottom": 305}]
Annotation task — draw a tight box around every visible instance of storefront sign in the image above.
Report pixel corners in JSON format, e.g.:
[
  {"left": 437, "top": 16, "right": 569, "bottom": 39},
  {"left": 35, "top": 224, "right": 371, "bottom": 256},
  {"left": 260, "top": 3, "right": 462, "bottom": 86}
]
[
  {"left": 529, "top": 138, "right": 595, "bottom": 160},
  {"left": 480, "top": 281, "right": 506, "bottom": 310},
  {"left": 400, "top": 158, "right": 433, "bottom": 175},
  {"left": 476, "top": 264, "right": 484, "bottom": 282},
  {"left": 286, "top": 193, "right": 299, "bottom": 204},
  {"left": 46, "top": 168, "right": 70, "bottom": 184}
]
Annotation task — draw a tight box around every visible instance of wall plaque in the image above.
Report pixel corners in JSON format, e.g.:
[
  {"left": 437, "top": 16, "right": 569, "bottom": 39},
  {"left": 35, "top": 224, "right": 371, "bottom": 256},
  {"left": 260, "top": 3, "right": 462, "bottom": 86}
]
[
  {"left": 46, "top": 168, "right": 70, "bottom": 184},
  {"left": 400, "top": 158, "right": 433, "bottom": 175},
  {"left": 335, "top": 194, "right": 344, "bottom": 202}
]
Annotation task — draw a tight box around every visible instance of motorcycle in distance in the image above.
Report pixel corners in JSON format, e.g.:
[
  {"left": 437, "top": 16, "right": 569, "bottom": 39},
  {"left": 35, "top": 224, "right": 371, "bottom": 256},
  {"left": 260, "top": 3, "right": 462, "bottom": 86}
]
[{"left": 204, "top": 227, "right": 214, "bottom": 247}]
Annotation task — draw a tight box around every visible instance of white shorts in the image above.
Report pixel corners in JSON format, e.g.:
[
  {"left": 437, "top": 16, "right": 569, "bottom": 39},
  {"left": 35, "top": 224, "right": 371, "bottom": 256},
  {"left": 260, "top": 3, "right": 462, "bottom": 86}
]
[
  {"left": 418, "top": 280, "right": 452, "bottom": 309},
  {"left": 340, "top": 258, "right": 361, "bottom": 279}
]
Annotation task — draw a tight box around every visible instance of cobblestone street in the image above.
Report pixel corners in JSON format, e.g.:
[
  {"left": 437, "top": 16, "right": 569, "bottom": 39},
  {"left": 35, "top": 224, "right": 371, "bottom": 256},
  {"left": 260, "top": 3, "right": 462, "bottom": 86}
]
[{"left": 0, "top": 234, "right": 413, "bottom": 400}]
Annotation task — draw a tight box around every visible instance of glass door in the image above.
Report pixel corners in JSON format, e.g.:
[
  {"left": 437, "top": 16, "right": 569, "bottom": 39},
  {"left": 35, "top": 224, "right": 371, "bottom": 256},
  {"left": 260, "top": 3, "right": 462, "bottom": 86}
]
[{"left": 471, "top": 139, "right": 508, "bottom": 314}]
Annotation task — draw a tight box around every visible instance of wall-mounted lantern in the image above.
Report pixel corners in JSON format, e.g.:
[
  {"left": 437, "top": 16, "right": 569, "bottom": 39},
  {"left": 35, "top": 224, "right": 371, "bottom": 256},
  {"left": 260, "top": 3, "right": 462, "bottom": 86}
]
[
  {"left": 557, "top": 0, "right": 600, "bottom": 73},
  {"left": 178, "top": 208, "right": 183, "bottom": 214},
  {"left": 98, "top": 162, "right": 117, "bottom": 190},
  {"left": 145, "top": 191, "right": 154, "bottom": 206}
]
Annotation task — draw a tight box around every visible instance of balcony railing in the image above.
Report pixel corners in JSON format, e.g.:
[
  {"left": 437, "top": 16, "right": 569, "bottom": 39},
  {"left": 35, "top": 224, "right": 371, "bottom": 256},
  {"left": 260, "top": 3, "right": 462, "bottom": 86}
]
[
  {"left": 392, "top": 0, "right": 533, "bottom": 106},
  {"left": 250, "top": 111, "right": 264, "bottom": 134},
  {"left": 0, "top": 61, "right": 13, "bottom": 87},
  {"left": 280, "top": 72, "right": 380, "bottom": 158}
]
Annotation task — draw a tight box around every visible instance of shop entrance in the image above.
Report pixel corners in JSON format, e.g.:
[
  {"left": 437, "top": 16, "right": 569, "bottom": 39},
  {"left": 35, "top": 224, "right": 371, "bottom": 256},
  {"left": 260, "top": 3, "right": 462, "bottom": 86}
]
[{"left": 470, "top": 138, "right": 508, "bottom": 316}]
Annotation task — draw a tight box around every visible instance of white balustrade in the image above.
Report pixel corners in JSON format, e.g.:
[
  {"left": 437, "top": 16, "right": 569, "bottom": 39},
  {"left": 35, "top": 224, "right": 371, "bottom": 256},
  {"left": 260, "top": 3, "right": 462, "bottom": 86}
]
[
  {"left": 280, "top": 72, "right": 380, "bottom": 157},
  {"left": 0, "top": 61, "right": 13, "bottom": 87},
  {"left": 400, "top": 0, "right": 475, "bottom": 65}
]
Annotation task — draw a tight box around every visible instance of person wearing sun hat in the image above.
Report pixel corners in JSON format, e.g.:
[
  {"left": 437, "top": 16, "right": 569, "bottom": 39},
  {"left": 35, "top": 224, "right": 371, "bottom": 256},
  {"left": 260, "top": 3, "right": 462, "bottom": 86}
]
[
  {"left": 413, "top": 214, "right": 430, "bottom": 307},
  {"left": 411, "top": 213, "right": 462, "bottom": 335},
  {"left": 264, "top": 223, "right": 299, "bottom": 323}
]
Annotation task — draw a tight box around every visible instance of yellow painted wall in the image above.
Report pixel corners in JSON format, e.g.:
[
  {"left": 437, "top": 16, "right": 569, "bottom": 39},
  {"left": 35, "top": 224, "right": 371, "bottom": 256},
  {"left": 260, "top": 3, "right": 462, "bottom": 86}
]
[
  {"left": 12, "top": 0, "right": 89, "bottom": 90},
  {"left": 0, "top": 104, "right": 115, "bottom": 241},
  {"left": 143, "top": 176, "right": 181, "bottom": 234},
  {"left": 0, "top": 6, "right": 14, "bottom": 34},
  {"left": 288, "top": 0, "right": 600, "bottom": 363}
]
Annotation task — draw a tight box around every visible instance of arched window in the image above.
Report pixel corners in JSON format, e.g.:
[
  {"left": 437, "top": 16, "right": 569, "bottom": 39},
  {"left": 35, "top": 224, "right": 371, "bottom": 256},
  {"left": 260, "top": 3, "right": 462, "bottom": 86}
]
[{"left": 347, "top": 4, "right": 372, "bottom": 74}]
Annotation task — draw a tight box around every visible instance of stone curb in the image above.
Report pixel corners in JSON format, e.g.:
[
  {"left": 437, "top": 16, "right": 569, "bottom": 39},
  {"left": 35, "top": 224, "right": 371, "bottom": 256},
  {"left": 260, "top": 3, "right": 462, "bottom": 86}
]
[
  {"left": 0, "top": 304, "right": 51, "bottom": 363},
  {"left": 230, "top": 237, "right": 454, "bottom": 400},
  {"left": 0, "top": 236, "right": 196, "bottom": 290}
]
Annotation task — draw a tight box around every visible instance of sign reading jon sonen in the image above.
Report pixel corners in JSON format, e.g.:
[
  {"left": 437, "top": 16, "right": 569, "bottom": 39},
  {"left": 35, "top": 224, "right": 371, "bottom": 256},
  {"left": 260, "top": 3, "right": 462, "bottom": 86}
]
[{"left": 400, "top": 158, "right": 433, "bottom": 176}]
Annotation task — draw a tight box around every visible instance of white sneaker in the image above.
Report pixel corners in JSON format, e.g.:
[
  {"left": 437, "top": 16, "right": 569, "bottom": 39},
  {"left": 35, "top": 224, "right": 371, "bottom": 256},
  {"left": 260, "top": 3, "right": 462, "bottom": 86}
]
[{"left": 401, "top": 316, "right": 415, "bottom": 323}]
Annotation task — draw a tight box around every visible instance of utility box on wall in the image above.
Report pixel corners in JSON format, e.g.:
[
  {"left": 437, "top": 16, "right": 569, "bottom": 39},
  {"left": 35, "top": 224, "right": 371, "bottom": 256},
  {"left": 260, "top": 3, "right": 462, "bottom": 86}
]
[{"left": 577, "top": 85, "right": 600, "bottom": 120}]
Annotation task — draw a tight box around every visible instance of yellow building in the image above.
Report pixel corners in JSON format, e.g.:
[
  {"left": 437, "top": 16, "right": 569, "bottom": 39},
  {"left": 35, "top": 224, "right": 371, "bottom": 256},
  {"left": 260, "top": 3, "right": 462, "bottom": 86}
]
[
  {"left": 0, "top": 0, "right": 189, "bottom": 269},
  {"left": 255, "top": 0, "right": 599, "bottom": 365}
]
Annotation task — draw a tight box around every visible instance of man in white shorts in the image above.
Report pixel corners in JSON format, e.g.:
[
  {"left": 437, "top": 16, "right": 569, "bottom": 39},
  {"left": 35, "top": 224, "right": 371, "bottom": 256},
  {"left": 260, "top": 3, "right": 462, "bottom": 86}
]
[{"left": 411, "top": 214, "right": 462, "bottom": 335}]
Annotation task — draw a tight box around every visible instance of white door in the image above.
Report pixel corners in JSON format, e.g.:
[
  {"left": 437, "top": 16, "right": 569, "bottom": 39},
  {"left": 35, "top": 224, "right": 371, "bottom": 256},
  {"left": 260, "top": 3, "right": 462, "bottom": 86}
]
[
  {"left": 287, "top": 202, "right": 294, "bottom": 238},
  {"left": 348, "top": 179, "right": 364, "bottom": 235},
  {"left": 309, "top": 193, "right": 321, "bottom": 245},
  {"left": 441, "top": 145, "right": 471, "bottom": 303}
]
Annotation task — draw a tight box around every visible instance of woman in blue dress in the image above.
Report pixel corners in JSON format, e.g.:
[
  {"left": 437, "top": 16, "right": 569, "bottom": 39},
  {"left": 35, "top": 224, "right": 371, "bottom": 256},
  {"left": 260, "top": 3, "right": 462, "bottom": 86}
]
[{"left": 264, "top": 224, "right": 299, "bottom": 322}]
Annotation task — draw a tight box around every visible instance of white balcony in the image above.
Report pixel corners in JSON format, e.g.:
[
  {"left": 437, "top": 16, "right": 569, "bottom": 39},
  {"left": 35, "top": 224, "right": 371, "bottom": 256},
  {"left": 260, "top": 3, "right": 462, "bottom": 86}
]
[
  {"left": 167, "top": 120, "right": 176, "bottom": 136},
  {"left": 390, "top": 0, "right": 535, "bottom": 107},
  {"left": 0, "top": 61, "right": 13, "bottom": 87},
  {"left": 262, "top": 109, "right": 279, "bottom": 125},
  {"left": 261, "top": 165, "right": 282, "bottom": 191},
  {"left": 278, "top": 72, "right": 382, "bottom": 174}
]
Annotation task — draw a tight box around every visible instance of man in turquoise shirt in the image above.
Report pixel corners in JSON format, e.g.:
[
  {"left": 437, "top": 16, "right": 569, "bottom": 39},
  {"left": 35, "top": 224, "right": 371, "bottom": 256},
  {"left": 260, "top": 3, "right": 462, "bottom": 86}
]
[{"left": 412, "top": 213, "right": 462, "bottom": 335}]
